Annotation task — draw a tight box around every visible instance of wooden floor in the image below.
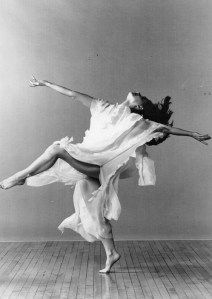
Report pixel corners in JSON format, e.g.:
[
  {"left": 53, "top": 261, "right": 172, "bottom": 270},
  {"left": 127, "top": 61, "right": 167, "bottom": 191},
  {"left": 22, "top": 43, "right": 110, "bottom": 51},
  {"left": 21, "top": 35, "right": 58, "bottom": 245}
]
[{"left": 0, "top": 241, "right": 211, "bottom": 298}]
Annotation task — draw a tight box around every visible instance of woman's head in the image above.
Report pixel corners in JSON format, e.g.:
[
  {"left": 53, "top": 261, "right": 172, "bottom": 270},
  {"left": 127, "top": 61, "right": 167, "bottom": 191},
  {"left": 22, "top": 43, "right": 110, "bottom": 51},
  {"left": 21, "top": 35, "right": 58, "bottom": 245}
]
[
  {"left": 125, "top": 92, "right": 174, "bottom": 146},
  {"left": 126, "top": 92, "right": 146, "bottom": 111}
]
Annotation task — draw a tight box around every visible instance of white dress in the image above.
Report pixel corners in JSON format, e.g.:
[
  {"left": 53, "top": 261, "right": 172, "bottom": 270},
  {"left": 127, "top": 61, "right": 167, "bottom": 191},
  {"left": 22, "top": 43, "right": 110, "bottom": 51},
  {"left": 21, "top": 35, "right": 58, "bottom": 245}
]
[{"left": 26, "top": 99, "right": 165, "bottom": 242}]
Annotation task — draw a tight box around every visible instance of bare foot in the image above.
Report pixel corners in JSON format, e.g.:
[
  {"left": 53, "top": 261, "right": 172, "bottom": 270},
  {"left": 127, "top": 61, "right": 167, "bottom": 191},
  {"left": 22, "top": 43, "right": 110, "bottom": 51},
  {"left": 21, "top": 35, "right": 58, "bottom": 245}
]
[
  {"left": 99, "top": 251, "right": 121, "bottom": 274},
  {"left": 0, "top": 176, "right": 26, "bottom": 190}
]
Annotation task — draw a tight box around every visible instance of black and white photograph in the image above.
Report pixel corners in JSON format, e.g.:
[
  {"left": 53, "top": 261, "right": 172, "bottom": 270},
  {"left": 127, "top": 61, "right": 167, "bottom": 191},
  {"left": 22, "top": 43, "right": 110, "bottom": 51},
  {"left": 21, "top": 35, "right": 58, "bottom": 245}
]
[{"left": 0, "top": 0, "right": 212, "bottom": 298}]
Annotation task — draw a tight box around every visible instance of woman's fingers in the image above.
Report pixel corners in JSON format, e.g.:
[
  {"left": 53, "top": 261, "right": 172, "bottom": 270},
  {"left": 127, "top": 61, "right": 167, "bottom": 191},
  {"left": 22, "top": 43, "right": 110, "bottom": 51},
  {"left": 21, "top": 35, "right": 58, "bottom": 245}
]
[
  {"left": 193, "top": 133, "right": 211, "bottom": 145},
  {"left": 29, "top": 75, "right": 38, "bottom": 84},
  {"left": 29, "top": 80, "right": 36, "bottom": 86},
  {"left": 201, "top": 135, "right": 211, "bottom": 140},
  {"left": 197, "top": 134, "right": 211, "bottom": 140},
  {"left": 200, "top": 140, "right": 208, "bottom": 145},
  {"left": 31, "top": 75, "right": 38, "bottom": 82},
  {"left": 198, "top": 134, "right": 211, "bottom": 145},
  {"left": 29, "top": 76, "right": 39, "bottom": 86}
]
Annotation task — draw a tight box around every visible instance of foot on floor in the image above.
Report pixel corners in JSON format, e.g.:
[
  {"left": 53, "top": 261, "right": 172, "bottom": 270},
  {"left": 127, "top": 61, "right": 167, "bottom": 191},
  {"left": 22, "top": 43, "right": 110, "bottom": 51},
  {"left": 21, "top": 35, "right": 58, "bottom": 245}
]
[{"left": 99, "top": 251, "right": 121, "bottom": 274}]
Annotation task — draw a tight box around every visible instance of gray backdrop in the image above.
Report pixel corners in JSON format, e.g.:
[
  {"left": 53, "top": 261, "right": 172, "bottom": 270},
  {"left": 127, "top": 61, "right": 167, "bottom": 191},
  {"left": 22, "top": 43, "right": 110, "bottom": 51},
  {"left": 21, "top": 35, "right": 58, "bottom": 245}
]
[{"left": 0, "top": 0, "right": 211, "bottom": 241}]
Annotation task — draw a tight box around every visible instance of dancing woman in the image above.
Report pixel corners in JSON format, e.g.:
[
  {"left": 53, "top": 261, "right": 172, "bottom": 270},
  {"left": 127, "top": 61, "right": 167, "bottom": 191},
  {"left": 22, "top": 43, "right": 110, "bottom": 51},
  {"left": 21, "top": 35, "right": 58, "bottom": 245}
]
[{"left": 0, "top": 76, "right": 211, "bottom": 273}]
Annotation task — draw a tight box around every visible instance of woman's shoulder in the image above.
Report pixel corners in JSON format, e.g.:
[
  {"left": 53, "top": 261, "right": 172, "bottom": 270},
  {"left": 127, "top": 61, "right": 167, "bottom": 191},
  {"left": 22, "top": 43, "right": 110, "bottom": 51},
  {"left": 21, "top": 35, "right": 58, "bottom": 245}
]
[
  {"left": 90, "top": 98, "right": 117, "bottom": 115},
  {"left": 91, "top": 98, "right": 111, "bottom": 107}
]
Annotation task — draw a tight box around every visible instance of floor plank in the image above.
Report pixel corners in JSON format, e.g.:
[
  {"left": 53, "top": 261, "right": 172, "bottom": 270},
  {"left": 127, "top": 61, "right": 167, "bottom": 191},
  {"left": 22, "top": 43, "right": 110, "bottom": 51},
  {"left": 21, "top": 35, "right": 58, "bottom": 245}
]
[
  {"left": 146, "top": 241, "right": 179, "bottom": 298},
  {"left": 165, "top": 241, "right": 208, "bottom": 298},
  {"left": 0, "top": 241, "right": 210, "bottom": 298}
]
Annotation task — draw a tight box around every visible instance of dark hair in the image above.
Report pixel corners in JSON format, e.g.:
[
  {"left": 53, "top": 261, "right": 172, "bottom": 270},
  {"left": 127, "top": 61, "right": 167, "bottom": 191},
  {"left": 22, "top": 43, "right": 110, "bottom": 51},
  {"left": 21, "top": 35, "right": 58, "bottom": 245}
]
[{"left": 130, "top": 95, "right": 174, "bottom": 146}]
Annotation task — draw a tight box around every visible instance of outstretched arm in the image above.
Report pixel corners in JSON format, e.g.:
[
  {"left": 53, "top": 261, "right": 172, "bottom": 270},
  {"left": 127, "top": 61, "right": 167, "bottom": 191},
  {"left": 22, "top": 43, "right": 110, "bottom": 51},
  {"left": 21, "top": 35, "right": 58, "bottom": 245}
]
[
  {"left": 154, "top": 125, "right": 211, "bottom": 145},
  {"left": 29, "top": 75, "right": 94, "bottom": 107}
]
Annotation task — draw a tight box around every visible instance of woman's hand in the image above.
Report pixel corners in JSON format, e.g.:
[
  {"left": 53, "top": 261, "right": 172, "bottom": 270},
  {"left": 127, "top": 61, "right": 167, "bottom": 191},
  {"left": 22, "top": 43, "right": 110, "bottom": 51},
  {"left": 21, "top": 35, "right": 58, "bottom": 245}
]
[
  {"left": 29, "top": 75, "right": 45, "bottom": 87},
  {"left": 192, "top": 132, "right": 211, "bottom": 145}
]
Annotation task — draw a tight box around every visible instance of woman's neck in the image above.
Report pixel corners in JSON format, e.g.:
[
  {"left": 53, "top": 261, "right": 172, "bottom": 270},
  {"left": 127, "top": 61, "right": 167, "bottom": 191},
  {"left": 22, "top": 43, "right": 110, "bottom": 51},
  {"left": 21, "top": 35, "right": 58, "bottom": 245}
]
[{"left": 121, "top": 99, "right": 130, "bottom": 107}]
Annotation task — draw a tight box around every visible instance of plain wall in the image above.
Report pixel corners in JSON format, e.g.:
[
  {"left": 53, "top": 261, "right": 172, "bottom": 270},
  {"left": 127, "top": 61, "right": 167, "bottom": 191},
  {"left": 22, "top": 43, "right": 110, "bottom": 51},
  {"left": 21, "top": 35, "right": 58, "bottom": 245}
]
[{"left": 0, "top": 0, "right": 212, "bottom": 241}]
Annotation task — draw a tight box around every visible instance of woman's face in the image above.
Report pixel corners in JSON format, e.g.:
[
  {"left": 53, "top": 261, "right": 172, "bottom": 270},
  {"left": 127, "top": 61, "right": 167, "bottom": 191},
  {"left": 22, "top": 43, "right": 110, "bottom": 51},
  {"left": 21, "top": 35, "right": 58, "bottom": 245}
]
[{"left": 126, "top": 92, "right": 143, "bottom": 110}]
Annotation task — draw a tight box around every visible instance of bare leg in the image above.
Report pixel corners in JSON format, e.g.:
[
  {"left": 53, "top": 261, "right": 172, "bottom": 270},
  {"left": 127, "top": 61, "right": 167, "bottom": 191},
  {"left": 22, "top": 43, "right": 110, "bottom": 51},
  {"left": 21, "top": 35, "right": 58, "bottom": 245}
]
[
  {"left": 99, "top": 220, "right": 121, "bottom": 274},
  {"left": 0, "top": 146, "right": 60, "bottom": 189},
  {"left": 78, "top": 177, "right": 120, "bottom": 273},
  {"left": 59, "top": 149, "right": 100, "bottom": 179},
  {"left": 81, "top": 175, "right": 121, "bottom": 273},
  {"left": 0, "top": 143, "right": 100, "bottom": 190},
  {"left": 30, "top": 156, "right": 58, "bottom": 176}
]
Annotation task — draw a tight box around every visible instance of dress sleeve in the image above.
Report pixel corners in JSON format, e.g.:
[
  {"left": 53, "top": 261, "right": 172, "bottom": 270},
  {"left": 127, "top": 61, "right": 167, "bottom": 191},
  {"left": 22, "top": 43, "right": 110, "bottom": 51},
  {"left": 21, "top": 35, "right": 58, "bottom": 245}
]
[{"left": 90, "top": 98, "right": 110, "bottom": 115}]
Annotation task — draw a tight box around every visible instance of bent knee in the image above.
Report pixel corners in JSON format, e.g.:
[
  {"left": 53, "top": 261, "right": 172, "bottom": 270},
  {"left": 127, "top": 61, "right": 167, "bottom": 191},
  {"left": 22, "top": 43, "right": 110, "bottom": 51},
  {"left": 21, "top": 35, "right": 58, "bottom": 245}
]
[{"left": 44, "top": 143, "right": 65, "bottom": 157}]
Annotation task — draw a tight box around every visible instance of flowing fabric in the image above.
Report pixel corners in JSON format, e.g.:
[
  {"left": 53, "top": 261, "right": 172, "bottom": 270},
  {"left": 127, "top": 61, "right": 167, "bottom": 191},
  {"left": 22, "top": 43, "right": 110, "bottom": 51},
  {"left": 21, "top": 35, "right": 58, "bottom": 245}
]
[{"left": 26, "top": 99, "right": 165, "bottom": 242}]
